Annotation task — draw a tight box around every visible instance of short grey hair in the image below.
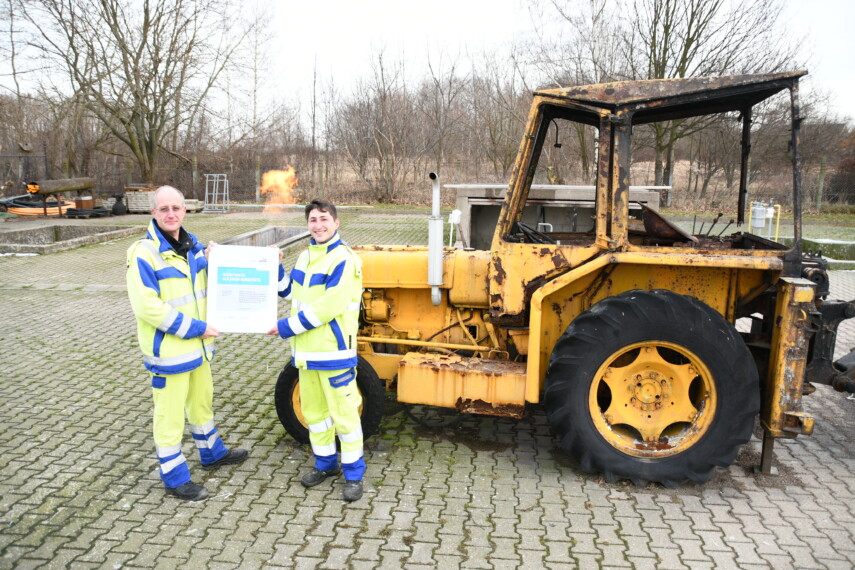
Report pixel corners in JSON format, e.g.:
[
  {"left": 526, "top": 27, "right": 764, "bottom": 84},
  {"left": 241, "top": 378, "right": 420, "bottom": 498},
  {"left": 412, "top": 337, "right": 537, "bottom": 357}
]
[{"left": 151, "top": 185, "right": 186, "bottom": 209}]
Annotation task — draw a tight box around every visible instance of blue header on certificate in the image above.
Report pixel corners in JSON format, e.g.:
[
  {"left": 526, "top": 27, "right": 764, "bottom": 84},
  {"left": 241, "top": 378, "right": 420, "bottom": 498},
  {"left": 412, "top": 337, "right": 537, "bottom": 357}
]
[{"left": 217, "top": 267, "right": 271, "bottom": 286}]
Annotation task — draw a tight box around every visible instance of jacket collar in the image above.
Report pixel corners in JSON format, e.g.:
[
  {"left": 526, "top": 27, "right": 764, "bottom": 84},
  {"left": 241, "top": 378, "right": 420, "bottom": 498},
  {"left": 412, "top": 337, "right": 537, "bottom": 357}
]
[
  {"left": 145, "top": 219, "right": 198, "bottom": 255},
  {"left": 309, "top": 231, "right": 342, "bottom": 253}
]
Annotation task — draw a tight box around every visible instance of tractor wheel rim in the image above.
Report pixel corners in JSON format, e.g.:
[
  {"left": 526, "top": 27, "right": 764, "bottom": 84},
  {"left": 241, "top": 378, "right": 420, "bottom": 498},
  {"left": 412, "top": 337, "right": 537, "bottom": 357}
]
[
  {"left": 588, "top": 341, "right": 717, "bottom": 458},
  {"left": 292, "top": 384, "right": 306, "bottom": 428}
]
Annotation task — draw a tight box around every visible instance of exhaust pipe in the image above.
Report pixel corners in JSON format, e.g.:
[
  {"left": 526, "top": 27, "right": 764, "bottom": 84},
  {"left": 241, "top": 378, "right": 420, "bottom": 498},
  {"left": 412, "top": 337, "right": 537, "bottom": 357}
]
[{"left": 428, "top": 172, "right": 443, "bottom": 306}]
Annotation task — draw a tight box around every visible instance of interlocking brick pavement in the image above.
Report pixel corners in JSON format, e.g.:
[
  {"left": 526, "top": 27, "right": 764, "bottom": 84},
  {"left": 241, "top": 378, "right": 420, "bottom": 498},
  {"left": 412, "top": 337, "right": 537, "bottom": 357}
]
[{"left": 0, "top": 211, "right": 853, "bottom": 569}]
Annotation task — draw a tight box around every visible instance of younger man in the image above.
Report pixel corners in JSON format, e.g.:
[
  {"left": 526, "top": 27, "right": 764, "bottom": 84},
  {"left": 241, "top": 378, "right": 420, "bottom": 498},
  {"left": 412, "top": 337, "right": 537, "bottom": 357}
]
[{"left": 269, "top": 199, "right": 365, "bottom": 501}]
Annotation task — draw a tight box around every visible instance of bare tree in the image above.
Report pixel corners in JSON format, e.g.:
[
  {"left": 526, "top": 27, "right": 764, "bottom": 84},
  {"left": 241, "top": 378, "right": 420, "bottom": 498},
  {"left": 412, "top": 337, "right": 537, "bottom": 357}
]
[
  {"left": 538, "top": 0, "right": 628, "bottom": 86},
  {"left": 467, "top": 48, "right": 533, "bottom": 181},
  {"left": 827, "top": 130, "right": 855, "bottom": 204},
  {"left": 419, "top": 53, "right": 469, "bottom": 177},
  {"left": 541, "top": 0, "right": 801, "bottom": 186},
  {"left": 332, "top": 51, "right": 417, "bottom": 202},
  {"left": 1, "top": 0, "right": 25, "bottom": 98},
  {"left": 18, "top": 0, "right": 255, "bottom": 183},
  {"left": 625, "top": 0, "right": 800, "bottom": 185}
]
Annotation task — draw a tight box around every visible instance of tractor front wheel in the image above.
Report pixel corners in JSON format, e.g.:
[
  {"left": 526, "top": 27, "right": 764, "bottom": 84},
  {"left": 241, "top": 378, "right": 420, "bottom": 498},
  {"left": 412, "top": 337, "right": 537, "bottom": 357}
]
[
  {"left": 545, "top": 289, "right": 759, "bottom": 486},
  {"left": 274, "top": 356, "right": 386, "bottom": 444}
]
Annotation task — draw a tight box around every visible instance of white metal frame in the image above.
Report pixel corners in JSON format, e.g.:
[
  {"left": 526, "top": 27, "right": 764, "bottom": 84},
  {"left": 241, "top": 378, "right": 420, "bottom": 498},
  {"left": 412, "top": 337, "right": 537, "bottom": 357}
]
[{"left": 203, "top": 173, "right": 229, "bottom": 213}]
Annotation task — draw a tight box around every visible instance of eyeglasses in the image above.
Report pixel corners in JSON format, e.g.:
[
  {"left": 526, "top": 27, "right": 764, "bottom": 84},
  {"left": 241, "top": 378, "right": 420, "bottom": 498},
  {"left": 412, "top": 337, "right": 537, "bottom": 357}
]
[{"left": 156, "top": 205, "right": 184, "bottom": 213}]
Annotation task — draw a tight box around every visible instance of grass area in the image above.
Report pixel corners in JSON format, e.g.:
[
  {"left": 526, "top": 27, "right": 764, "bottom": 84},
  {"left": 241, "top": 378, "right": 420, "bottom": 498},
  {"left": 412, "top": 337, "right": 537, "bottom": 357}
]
[{"left": 659, "top": 206, "right": 855, "bottom": 242}]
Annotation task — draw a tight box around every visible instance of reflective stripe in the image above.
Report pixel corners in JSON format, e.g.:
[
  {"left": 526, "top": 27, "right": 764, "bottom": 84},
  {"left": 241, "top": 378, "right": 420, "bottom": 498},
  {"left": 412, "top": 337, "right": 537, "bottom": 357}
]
[
  {"left": 190, "top": 420, "right": 216, "bottom": 434},
  {"left": 156, "top": 444, "right": 182, "bottom": 457},
  {"left": 347, "top": 302, "right": 360, "bottom": 311},
  {"left": 302, "top": 307, "right": 323, "bottom": 328},
  {"left": 308, "top": 417, "right": 334, "bottom": 433},
  {"left": 297, "top": 313, "right": 315, "bottom": 332},
  {"left": 293, "top": 348, "right": 357, "bottom": 362},
  {"left": 175, "top": 314, "right": 192, "bottom": 338},
  {"left": 287, "top": 315, "right": 309, "bottom": 336},
  {"left": 168, "top": 293, "right": 196, "bottom": 307},
  {"left": 341, "top": 449, "right": 363, "bottom": 464},
  {"left": 160, "top": 454, "right": 187, "bottom": 474},
  {"left": 338, "top": 425, "right": 363, "bottom": 443},
  {"left": 166, "top": 289, "right": 206, "bottom": 307},
  {"left": 145, "top": 355, "right": 203, "bottom": 375},
  {"left": 175, "top": 315, "right": 193, "bottom": 338},
  {"left": 329, "top": 369, "right": 353, "bottom": 382},
  {"left": 144, "top": 349, "right": 204, "bottom": 367},
  {"left": 194, "top": 433, "right": 220, "bottom": 449},
  {"left": 312, "top": 442, "right": 337, "bottom": 456},
  {"left": 137, "top": 241, "right": 169, "bottom": 268},
  {"left": 190, "top": 421, "right": 220, "bottom": 449},
  {"left": 329, "top": 368, "right": 355, "bottom": 387},
  {"left": 157, "top": 310, "right": 180, "bottom": 333}
]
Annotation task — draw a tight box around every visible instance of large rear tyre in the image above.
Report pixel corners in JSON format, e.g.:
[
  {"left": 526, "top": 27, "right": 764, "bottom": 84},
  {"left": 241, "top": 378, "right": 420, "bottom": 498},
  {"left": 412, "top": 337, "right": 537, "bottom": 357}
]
[
  {"left": 545, "top": 289, "right": 759, "bottom": 486},
  {"left": 274, "top": 356, "right": 386, "bottom": 444}
]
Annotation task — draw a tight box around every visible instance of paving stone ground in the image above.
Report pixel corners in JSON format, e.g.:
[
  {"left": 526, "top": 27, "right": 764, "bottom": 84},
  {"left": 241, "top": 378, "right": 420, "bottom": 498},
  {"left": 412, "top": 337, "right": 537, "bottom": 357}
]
[{"left": 1, "top": 211, "right": 853, "bottom": 569}]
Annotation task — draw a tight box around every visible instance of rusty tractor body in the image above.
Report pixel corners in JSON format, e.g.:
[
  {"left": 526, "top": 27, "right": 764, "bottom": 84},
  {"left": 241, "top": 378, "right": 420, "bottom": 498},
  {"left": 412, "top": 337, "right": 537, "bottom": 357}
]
[{"left": 275, "top": 71, "right": 855, "bottom": 486}]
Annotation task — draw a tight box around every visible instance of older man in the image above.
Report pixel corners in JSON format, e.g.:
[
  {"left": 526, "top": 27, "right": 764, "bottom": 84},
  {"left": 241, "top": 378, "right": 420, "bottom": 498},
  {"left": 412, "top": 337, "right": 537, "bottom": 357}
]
[{"left": 126, "top": 185, "right": 247, "bottom": 501}]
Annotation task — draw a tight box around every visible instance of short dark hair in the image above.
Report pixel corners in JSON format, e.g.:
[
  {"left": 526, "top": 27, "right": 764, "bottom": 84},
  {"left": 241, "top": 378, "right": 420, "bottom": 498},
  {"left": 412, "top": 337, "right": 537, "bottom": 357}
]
[{"left": 305, "top": 199, "right": 337, "bottom": 220}]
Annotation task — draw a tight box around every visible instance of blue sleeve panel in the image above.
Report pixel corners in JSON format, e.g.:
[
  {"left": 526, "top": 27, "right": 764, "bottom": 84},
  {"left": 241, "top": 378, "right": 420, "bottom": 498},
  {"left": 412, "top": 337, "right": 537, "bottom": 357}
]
[
  {"left": 278, "top": 265, "right": 293, "bottom": 298},
  {"left": 137, "top": 258, "right": 160, "bottom": 294},
  {"left": 185, "top": 318, "right": 208, "bottom": 339},
  {"left": 325, "top": 260, "right": 346, "bottom": 289},
  {"left": 277, "top": 318, "right": 296, "bottom": 339}
]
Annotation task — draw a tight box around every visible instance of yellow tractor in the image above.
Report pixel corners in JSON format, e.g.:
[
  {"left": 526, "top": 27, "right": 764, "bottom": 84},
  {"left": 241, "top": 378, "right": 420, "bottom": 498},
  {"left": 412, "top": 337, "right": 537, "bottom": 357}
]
[{"left": 275, "top": 71, "right": 855, "bottom": 486}]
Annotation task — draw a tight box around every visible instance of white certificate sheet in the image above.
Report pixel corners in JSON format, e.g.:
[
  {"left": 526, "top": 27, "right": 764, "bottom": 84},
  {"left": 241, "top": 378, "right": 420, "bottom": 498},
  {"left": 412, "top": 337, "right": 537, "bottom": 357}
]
[{"left": 207, "top": 245, "right": 279, "bottom": 333}]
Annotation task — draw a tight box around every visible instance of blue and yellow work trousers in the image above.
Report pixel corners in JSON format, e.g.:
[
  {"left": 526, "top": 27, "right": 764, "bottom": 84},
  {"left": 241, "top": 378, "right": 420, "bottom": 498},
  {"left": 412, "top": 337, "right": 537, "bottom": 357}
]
[
  {"left": 151, "top": 361, "right": 229, "bottom": 488},
  {"left": 299, "top": 367, "right": 365, "bottom": 481}
]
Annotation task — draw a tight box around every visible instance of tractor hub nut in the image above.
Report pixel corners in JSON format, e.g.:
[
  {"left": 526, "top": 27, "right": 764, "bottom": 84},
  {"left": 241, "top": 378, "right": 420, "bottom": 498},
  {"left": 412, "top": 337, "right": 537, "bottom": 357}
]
[{"left": 631, "top": 371, "right": 668, "bottom": 411}]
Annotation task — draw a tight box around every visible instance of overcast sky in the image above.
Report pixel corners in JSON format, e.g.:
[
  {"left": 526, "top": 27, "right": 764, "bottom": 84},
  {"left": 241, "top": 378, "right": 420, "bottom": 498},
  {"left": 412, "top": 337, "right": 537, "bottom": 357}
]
[
  {"left": 1, "top": 0, "right": 850, "bottom": 122},
  {"left": 785, "top": 0, "right": 855, "bottom": 120},
  {"left": 269, "top": 0, "right": 854, "bottom": 122}
]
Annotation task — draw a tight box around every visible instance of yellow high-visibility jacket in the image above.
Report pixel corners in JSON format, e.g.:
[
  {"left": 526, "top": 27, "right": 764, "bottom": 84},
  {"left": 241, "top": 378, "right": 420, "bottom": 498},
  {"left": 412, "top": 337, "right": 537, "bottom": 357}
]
[
  {"left": 126, "top": 220, "right": 214, "bottom": 375},
  {"left": 276, "top": 232, "right": 362, "bottom": 370}
]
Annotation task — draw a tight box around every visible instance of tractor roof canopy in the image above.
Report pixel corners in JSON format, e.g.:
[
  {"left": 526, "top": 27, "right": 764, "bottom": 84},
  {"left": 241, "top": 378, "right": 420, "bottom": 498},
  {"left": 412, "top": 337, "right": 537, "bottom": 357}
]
[{"left": 535, "top": 71, "right": 807, "bottom": 124}]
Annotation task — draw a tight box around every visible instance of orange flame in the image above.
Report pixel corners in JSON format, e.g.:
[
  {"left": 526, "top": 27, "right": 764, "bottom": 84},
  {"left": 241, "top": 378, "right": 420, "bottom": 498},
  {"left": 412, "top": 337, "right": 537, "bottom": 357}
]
[{"left": 260, "top": 166, "right": 298, "bottom": 215}]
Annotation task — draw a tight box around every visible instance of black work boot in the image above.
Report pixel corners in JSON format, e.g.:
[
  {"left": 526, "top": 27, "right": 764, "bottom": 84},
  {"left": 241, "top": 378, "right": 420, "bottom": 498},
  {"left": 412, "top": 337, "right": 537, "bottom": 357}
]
[
  {"left": 202, "top": 448, "right": 249, "bottom": 471},
  {"left": 343, "top": 480, "right": 363, "bottom": 502},
  {"left": 300, "top": 466, "right": 342, "bottom": 487},
  {"left": 166, "top": 481, "right": 208, "bottom": 501}
]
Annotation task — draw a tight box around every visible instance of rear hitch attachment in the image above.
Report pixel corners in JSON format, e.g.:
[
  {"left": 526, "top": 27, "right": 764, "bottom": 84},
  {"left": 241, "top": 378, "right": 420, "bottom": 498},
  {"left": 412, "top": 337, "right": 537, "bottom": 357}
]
[{"left": 805, "top": 299, "right": 855, "bottom": 394}]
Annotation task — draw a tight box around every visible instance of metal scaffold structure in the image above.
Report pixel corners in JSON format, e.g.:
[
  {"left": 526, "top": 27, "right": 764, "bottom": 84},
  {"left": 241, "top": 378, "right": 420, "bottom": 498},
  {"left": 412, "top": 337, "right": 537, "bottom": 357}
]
[{"left": 203, "top": 174, "right": 229, "bottom": 213}]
